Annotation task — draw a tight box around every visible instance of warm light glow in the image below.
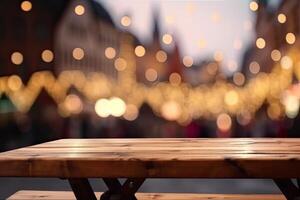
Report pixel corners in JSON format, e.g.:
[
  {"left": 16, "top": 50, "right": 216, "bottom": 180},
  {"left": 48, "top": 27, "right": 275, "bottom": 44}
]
[
  {"left": 214, "top": 51, "right": 223, "bottom": 62},
  {"left": 249, "top": 1, "right": 258, "bottom": 11},
  {"left": 114, "top": 58, "right": 127, "bottom": 71},
  {"left": 267, "top": 103, "right": 281, "bottom": 120},
  {"left": 233, "top": 39, "right": 242, "bottom": 50},
  {"left": 95, "top": 99, "right": 110, "bottom": 118},
  {"left": 41, "top": 50, "right": 54, "bottom": 63},
  {"left": 183, "top": 56, "right": 193, "bottom": 67},
  {"left": 207, "top": 63, "right": 218, "bottom": 75},
  {"left": 74, "top": 5, "right": 85, "bottom": 15},
  {"left": 72, "top": 48, "right": 84, "bottom": 60},
  {"left": 249, "top": 61, "right": 260, "bottom": 74},
  {"left": 124, "top": 104, "right": 139, "bottom": 121},
  {"left": 169, "top": 73, "right": 181, "bottom": 85},
  {"left": 280, "top": 56, "right": 293, "bottom": 70},
  {"left": 145, "top": 68, "right": 158, "bottom": 82},
  {"left": 270, "top": 49, "right": 281, "bottom": 61},
  {"left": 227, "top": 60, "right": 238, "bottom": 72},
  {"left": 109, "top": 97, "right": 126, "bottom": 117},
  {"left": 21, "top": 1, "right": 32, "bottom": 12},
  {"left": 121, "top": 15, "right": 131, "bottom": 27},
  {"left": 256, "top": 37, "right": 266, "bottom": 49},
  {"left": 161, "top": 101, "right": 181, "bottom": 121},
  {"left": 156, "top": 50, "right": 167, "bottom": 63},
  {"left": 277, "top": 13, "right": 286, "bottom": 24},
  {"left": 64, "top": 94, "right": 83, "bottom": 114},
  {"left": 162, "top": 34, "right": 173, "bottom": 45},
  {"left": 224, "top": 90, "right": 239, "bottom": 106},
  {"left": 11, "top": 52, "right": 23, "bottom": 65},
  {"left": 217, "top": 113, "right": 232, "bottom": 131},
  {"left": 135, "top": 45, "right": 146, "bottom": 57},
  {"left": 105, "top": 47, "right": 116, "bottom": 59},
  {"left": 7, "top": 75, "right": 22, "bottom": 91},
  {"left": 198, "top": 39, "right": 207, "bottom": 49},
  {"left": 286, "top": 33, "right": 296, "bottom": 45},
  {"left": 284, "top": 95, "right": 299, "bottom": 119},
  {"left": 233, "top": 72, "right": 245, "bottom": 86}
]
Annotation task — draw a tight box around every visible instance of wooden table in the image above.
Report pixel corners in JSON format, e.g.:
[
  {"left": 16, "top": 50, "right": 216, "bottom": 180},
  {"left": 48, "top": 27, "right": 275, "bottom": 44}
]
[{"left": 0, "top": 138, "right": 300, "bottom": 200}]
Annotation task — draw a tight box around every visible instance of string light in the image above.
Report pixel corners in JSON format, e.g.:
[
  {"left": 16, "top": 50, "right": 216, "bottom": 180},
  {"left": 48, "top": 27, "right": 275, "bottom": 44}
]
[
  {"left": 72, "top": 48, "right": 84, "bottom": 60},
  {"left": 156, "top": 50, "right": 167, "bottom": 63},
  {"left": 280, "top": 56, "right": 293, "bottom": 70},
  {"left": 74, "top": 5, "right": 85, "bottom": 15},
  {"left": 41, "top": 50, "right": 54, "bottom": 63},
  {"left": 286, "top": 33, "right": 296, "bottom": 45},
  {"left": 214, "top": 51, "right": 223, "bottom": 62},
  {"left": 233, "top": 72, "right": 245, "bottom": 86},
  {"left": 11, "top": 52, "right": 23, "bottom": 65},
  {"left": 135, "top": 45, "right": 146, "bottom": 57},
  {"left": 217, "top": 113, "right": 232, "bottom": 131},
  {"left": 256, "top": 37, "right": 266, "bottom": 49},
  {"left": 20, "top": 1, "right": 32, "bottom": 12},
  {"left": 121, "top": 16, "right": 131, "bottom": 27},
  {"left": 249, "top": 61, "right": 260, "bottom": 74},
  {"left": 162, "top": 34, "right": 173, "bottom": 45},
  {"left": 271, "top": 49, "right": 281, "bottom": 61},
  {"left": 169, "top": 73, "right": 181, "bottom": 85},
  {"left": 114, "top": 58, "right": 127, "bottom": 71},
  {"left": 249, "top": 1, "right": 259, "bottom": 11},
  {"left": 105, "top": 47, "right": 116, "bottom": 59},
  {"left": 183, "top": 56, "right": 193, "bottom": 67},
  {"left": 277, "top": 13, "right": 286, "bottom": 24},
  {"left": 145, "top": 68, "right": 158, "bottom": 82}
]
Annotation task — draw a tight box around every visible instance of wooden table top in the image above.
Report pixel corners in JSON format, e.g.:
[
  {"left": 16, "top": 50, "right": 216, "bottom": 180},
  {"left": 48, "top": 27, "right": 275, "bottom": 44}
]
[{"left": 0, "top": 138, "right": 300, "bottom": 178}]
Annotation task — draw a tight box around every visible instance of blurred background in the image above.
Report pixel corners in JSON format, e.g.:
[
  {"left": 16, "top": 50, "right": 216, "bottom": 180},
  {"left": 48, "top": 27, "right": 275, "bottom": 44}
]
[{"left": 0, "top": 0, "right": 300, "bottom": 198}]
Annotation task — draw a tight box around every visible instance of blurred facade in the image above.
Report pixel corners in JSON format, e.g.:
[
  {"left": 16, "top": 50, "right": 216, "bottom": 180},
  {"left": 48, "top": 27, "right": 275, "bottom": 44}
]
[{"left": 1, "top": 0, "right": 300, "bottom": 151}]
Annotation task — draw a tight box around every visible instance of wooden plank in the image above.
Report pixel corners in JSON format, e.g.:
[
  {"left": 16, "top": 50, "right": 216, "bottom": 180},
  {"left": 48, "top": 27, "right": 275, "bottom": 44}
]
[
  {"left": 0, "top": 138, "right": 300, "bottom": 178},
  {"left": 7, "top": 190, "right": 285, "bottom": 200}
]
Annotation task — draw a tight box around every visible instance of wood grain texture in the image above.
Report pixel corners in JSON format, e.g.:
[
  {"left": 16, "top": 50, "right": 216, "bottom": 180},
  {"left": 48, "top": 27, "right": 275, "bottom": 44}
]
[
  {"left": 0, "top": 138, "right": 300, "bottom": 178},
  {"left": 7, "top": 191, "right": 285, "bottom": 200}
]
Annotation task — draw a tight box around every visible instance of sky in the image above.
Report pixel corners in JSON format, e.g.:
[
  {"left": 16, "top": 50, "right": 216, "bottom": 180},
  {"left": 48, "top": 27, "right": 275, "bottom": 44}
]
[{"left": 99, "top": 0, "right": 256, "bottom": 74}]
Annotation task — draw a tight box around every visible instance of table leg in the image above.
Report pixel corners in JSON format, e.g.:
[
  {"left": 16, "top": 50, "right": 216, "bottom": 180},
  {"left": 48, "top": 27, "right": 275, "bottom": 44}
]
[
  {"left": 101, "top": 178, "right": 145, "bottom": 200},
  {"left": 273, "top": 179, "right": 300, "bottom": 200},
  {"left": 68, "top": 178, "right": 97, "bottom": 200}
]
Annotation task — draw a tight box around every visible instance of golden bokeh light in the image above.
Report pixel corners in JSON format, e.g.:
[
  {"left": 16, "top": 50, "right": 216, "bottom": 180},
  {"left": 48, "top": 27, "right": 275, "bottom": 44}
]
[
  {"left": 198, "top": 39, "right": 207, "bottom": 49},
  {"left": 249, "top": 61, "right": 260, "bottom": 74},
  {"left": 162, "top": 34, "right": 173, "bottom": 45},
  {"left": 121, "top": 16, "right": 131, "bottom": 27},
  {"left": 124, "top": 104, "right": 139, "bottom": 121},
  {"left": 267, "top": 103, "right": 282, "bottom": 120},
  {"left": 161, "top": 101, "right": 181, "bottom": 121},
  {"left": 214, "top": 51, "right": 223, "bottom": 62},
  {"left": 256, "top": 37, "right": 266, "bottom": 49},
  {"left": 249, "top": 1, "right": 259, "bottom": 11},
  {"left": 233, "top": 72, "right": 245, "bottom": 86},
  {"left": 270, "top": 49, "right": 281, "bottom": 61},
  {"left": 233, "top": 39, "right": 243, "bottom": 50},
  {"left": 217, "top": 113, "right": 232, "bottom": 131},
  {"left": 145, "top": 68, "right": 158, "bottom": 82},
  {"left": 109, "top": 97, "right": 126, "bottom": 117},
  {"left": 227, "top": 60, "right": 238, "bottom": 72},
  {"left": 277, "top": 13, "right": 286, "bottom": 24},
  {"left": 95, "top": 98, "right": 110, "bottom": 118},
  {"left": 169, "top": 72, "right": 181, "bottom": 85},
  {"left": 11, "top": 52, "right": 23, "bottom": 65},
  {"left": 114, "top": 58, "right": 127, "bottom": 71},
  {"left": 64, "top": 94, "right": 83, "bottom": 114},
  {"left": 21, "top": 1, "right": 32, "bottom": 12},
  {"left": 224, "top": 90, "right": 239, "bottom": 106},
  {"left": 135, "top": 45, "right": 146, "bottom": 57},
  {"left": 183, "top": 56, "right": 193, "bottom": 67},
  {"left": 105, "top": 47, "right": 116, "bottom": 59},
  {"left": 7, "top": 75, "right": 22, "bottom": 91},
  {"left": 286, "top": 32, "right": 296, "bottom": 45},
  {"left": 72, "top": 48, "right": 84, "bottom": 60},
  {"left": 156, "top": 50, "right": 167, "bottom": 63},
  {"left": 74, "top": 5, "right": 85, "bottom": 15},
  {"left": 280, "top": 56, "right": 293, "bottom": 70},
  {"left": 41, "top": 50, "right": 54, "bottom": 63}
]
